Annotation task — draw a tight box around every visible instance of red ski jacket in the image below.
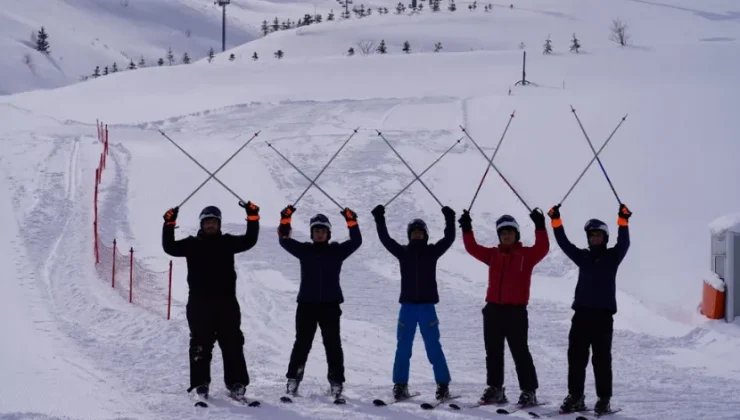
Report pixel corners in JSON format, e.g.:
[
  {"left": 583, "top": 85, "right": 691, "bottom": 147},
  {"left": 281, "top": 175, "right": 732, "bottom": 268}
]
[{"left": 463, "top": 229, "right": 549, "bottom": 305}]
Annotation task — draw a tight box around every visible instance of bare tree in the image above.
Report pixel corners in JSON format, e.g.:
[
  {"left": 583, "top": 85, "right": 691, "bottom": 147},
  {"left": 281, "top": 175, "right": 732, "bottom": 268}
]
[
  {"left": 356, "top": 40, "right": 376, "bottom": 55},
  {"left": 609, "top": 18, "right": 629, "bottom": 46}
]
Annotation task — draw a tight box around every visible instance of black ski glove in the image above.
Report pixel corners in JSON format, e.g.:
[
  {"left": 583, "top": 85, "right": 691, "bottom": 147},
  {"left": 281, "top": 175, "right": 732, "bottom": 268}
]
[
  {"left": 529, "top": 208, "right": 546, "bottom": 230},
  {"left": 618, "top": 203, "right": 631, "bottom": 226},
  {"left": 371, "top": 204, "right": 385, "bottom": 220},
  {"left": 240, "top": 200, "right": 260, "bottom": 221},
  {"left": 163, "top": 207, "right": 178, "bottom": 226},
  {"left": 278, "top": 205, "right": 294, "bottom": 238},
  {"left": 441, "top": 206, "right": 455, "bottom": 220},
  {"left": 280, "top": 205, "right": 296, "bottom": 220},
  {"left": 458, "top": 209, "right": 472, "bottom": 233},
  {"left": 342, "top": 207, "right": 358, "bottom": 227},
  {"left": 547, "top": 204, "right": 561, "bottom": 220}
]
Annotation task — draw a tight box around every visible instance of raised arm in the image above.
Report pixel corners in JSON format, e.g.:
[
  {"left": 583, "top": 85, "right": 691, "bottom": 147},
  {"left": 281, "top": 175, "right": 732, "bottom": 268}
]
[
  {"left": 227, "top": 201, "right": 260, "bottom": 253},
  {"left": 277, "top": 204, "right": 311, "bottom": 258},
  {"left": 459, "top": 210, "right": 494, "bottom": 265},
  {"left": 336, "top": 208, "right": 363, "bottom": 260},
  {"left": 548, "top": 205, "right": 584, "bottom": 266},
  {"left": 161, "top": 208, "right": 190, "bottom": 257},
  {"left": 612, "top": 204, "right": 631, "bottom": 264},
  {"left": 432, "top": 206, "right": 456, "bottom": 256},
  {"left": 371, "top": 205, "right": 404, "bottom": 258},
  {"left": 525, "top": 208, "right": 550, "bottom": 263}
]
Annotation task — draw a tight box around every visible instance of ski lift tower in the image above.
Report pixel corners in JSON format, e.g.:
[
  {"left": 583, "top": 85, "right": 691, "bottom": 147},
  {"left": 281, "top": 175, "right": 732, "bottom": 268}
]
[{"left": 216, "top": 0, "right": 230, "bottom": 52}]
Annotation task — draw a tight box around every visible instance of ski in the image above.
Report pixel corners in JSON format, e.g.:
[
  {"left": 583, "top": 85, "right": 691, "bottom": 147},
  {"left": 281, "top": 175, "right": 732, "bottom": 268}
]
[
  {"left": 193, "top": 400, "right": 208, "bottom": 408},
  {"left": 373, "top": 392, "right": 421, "bottom": 407},
  {"left": 575, "top": 408, "right": 622, "bottom": 419},
  {"left": 449, "top": 400, "right": 500, "bottom": 410},
  {"left": 497, "top": 402, "right": 548, "bottom": 415},
  {"left": 280, "top": 395, "right": 296, "bottom": 403},
  {"left": 528, "top": 408, "right": 592, "bottom": 418},
  {"left": 227, "top": 393, "right": 261, "bottom": 407},
  {"left": 420, "top": 395, "right": 461, "bottom": 410},
  {"left": 190, "top": 391, "right": 209, "bottom": 408}
]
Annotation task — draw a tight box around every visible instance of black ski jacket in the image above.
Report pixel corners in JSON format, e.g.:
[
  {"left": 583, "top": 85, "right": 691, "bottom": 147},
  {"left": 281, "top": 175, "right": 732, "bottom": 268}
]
[
  {"left": 162, "top": 220, "right": 259, "bottom": 299},
  {"left": 375, "top": 215, "right": 455, "bottom": 304},
  {"left": 553, "top": 224, "right": 630, "bottom": 314},
  {"left": 279, "top": 225, "right": 362, "bottom": 304}
]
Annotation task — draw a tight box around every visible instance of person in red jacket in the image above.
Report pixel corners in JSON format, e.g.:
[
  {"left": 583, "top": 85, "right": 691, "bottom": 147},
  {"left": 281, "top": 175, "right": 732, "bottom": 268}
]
[{"left": 458, "top": 209, "right": 549, "bottom": 407}]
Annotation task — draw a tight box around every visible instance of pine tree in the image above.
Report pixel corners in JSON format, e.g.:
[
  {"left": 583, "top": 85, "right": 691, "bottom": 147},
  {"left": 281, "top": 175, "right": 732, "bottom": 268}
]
[
  {"left": 569, "top": 33, "right": 581, "bottom": 53},
  {"left": 36, "top": 26, "right": 50, "bottom": 54},
  {"left": 431, "top": 0, "right": 441, "bottom": 12},
  {"left": 103, "top": 66, "right": 109, "bottom": 75},
  {"left": 347, "top": 47, "right": 355, "bottom": 56},
  {"left": 314, "top": 13, "right": 323, "bottom": 23},
  {"left": 327, "top": 10, "right": 335, "bottom": 20},
  {"left": 111, "top": 62, "right": 119, "bottom": 73},
  {"left": 543, "top": 35, "right": 553, "bottom": 54},
  {"left": 252, "top": 52, "right": 258, "bottom": 60},
  {"left": 402, "top": 41, "right": 411, "bottom": 53},
  {"left": 92, "top": 66, "right": 101, "bottom": 78},
  {"left": 166, "top": 47, "right": 175, "bottom": 65},
  {"left": 434, "top": 42, "right": 442, "bottom": 52},
  {"left": 261, "top": 20, "right": 270, "bottom": 36},
  {"left": 384, "top": 7, "right": 389, "bottom": 13},
  {"left": 138, "top": 56, "right": 146, "bottom": 67},
  {"left": 208, "top": 47, "right": 215, "bottom": 62},
  {"left": 182, "top": 52, "right": 191, "bottom": 64},
  {"left": 157, "top": 58, "right": 165, "bottom": 66},
  {"left": 128, "top": 59, "right": 137, "bottom": 70},
  {"left": 395, "top": 2, "right": 406, "bottom": 14},
  {"left": 448, "top": 0, "right": 457, "bottom": 11},
  {"left": 281, "top": 20, "right": 291, "bottom": 30},
  {"left": 274, "top": 50, "right": 284, "bottom": 59},
  {"left": 272, "top": 17, "right": 280, "bottom": 32},
  {"left": 377, "top": 39, "right": 387, "bottom": 54},
  {"left": 302, "top": 14, "right": 313, "bottom": 25}
]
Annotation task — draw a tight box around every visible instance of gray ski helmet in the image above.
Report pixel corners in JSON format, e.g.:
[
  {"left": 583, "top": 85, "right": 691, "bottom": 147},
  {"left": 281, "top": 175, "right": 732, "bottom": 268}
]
[
  {"left": 407, "top": 219, "right": 428, "bottom": 241},
  {"left": 496, "top": 214, "right": 520, "bottom": 242},
  {"left": 584, "top": 218, "right": 609, "bottom": 243},
  {"left": 199, "top": 206, "right": 222, "bottom": 226},
  {"left": 310, "top": 213, "right": 332, "bottom": 241}
]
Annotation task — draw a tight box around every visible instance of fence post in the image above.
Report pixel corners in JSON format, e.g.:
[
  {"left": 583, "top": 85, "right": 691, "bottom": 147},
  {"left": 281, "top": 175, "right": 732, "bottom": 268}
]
[
  {"left": 129, "top": 247, "right": 134, "bottom": 303},
  {"left": 112, "top": 239, "right": 117, "bottom": 288},
  {"left": 167, "top": 260, "right": 173, "bottom": 320}
]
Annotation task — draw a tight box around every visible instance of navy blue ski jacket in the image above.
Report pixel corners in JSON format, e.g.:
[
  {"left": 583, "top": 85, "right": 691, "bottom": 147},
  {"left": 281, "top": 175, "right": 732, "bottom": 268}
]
[
  {"left": 279, "top": 225, "right": 362, "bottom": 304},
  {"left": 553, "top": 223, "right": 630, "bottom": 314},
  {"left": 375, "top": 215, "right": 455, "bottom": 304}
]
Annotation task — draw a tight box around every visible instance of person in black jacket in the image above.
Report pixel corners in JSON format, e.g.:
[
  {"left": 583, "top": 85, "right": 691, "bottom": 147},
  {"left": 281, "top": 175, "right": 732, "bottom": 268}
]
[
  {"left": 547, "top": 203, "right": 631, "bottom": 416},
  {"left": 278, "top": 205, "right": 362, "bottom": 399},
  {"left": 162, "top": 202, "right": 260, "bottom": 402},
  {"left": 371, "top": 204, "right": 456, "bottom": 402}
]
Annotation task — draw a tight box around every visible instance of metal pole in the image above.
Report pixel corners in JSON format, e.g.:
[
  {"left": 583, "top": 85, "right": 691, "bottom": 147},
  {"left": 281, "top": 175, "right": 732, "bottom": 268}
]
[
  {"left": 222, "top": 4, "right": 226, "bottom": 52},
  {"left": 468, "top": 110, "right": 515, "bottom": 211}
]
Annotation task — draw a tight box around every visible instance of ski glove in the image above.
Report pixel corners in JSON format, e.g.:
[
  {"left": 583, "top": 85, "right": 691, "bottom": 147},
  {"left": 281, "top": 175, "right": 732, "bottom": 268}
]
[
  {"left": 458, "top": 209, "right": 472, "bottom": 233},
  {"left": 618, "top": 204, "right": 631, "bottom": 226},
  {"left": 240, "top": 200, "right": 260, "bottom": 221},
  {"left": 441, "top": 206, "right": 455, "bottom": 220},
  {"left": 371, "top": 204, "right": 385, "bottom": 220},
  {"left": 548, "top": 204, "right": 562, "bottom": 228},
  {"left": 163, "top": 207, "right": 178, "bottom": 226},
  {"left": 529, "top": 208, "right": 546, "bottom": 230},
  {"left": 280, "top": 205, "right": 296, "bottom": 221},
  {"left": 342, "top": 207, "right": 358, "bottom": 227}
]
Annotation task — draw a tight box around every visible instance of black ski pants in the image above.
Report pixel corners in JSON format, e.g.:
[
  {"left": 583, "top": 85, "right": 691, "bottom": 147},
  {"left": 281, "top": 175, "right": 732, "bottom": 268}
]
[
  {"left": 286, "top": 302, "right": 345, "bottom": 384},
  {"left": 186, "top": 297, "right": 249, "bottom": 391},
  {"left": 567, "top": 309, "right": 613, "bottom": 399},
  {"left": 483, "top": 303, "right": 538, "bottom": 391}
]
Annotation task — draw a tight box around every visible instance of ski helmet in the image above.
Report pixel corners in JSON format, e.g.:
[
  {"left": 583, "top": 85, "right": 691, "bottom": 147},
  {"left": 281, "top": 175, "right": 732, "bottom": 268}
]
[
  {"left": 584, "top": 218, "right": 609, "bottom": 244},
  {"left": 199, "top": 206, "right": 222, "bottom": 223},
  {"left": 496, "top": 214, "right": 520, "bottom": 242},
  {"left": 407, "top": 219, "right": 428, "bottom": 241},
  {"left": 310, "top": 213, "right": 332, "bottom": 241}
]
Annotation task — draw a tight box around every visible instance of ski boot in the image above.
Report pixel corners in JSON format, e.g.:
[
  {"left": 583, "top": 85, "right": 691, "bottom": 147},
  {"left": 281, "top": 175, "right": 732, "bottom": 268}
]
[
  {"left": 393, "top": 383, "right": 411, "bottom": 400},
  {"left": 286, "top": 378, "right": 300, "bottom": 396},
  {"left": 329, "top": 381, "right": 343, "bottom": 399},
  {"left": 195, "top": 384, "right": 209, "bottom": 399},
  {"left": 228, "top": 383, "right": 246, "bottom": 399},
  {"left": 560, "top": 394, "right": 586, "bottom": 413},
  {"left": 594, "top": 397, "right": 611, "bottom": 415},
  {"left": 480, "top": 386, "right": 507, "bottom": 404},
  {"left": 517, "top": 390, "right": 537, "bottom": 407},
  {"left": 435, "top": 383, "right": 451, "bottom": 401}
]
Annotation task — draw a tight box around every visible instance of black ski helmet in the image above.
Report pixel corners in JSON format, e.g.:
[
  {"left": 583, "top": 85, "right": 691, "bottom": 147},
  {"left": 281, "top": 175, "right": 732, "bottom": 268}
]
[
  {"left": 407, "top": 219, "right": 428, "bottom": 241},
  {"left": 584, "top": 218, "right": 609, "bottom": 244},
  {"left": 495, "top": 214, "right": 520, "bottom": 242},
  {"left": 310, "top": 213, "right": 332, "bottom": 241},
  {"left": 199, "top": 205, "right": 222, "bottom": 227}
]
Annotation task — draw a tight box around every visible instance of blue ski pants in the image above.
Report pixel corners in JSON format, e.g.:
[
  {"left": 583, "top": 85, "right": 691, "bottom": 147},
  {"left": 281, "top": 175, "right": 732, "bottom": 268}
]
[{"left": 392, "top": 303, "right": 451, "bottom": 384}]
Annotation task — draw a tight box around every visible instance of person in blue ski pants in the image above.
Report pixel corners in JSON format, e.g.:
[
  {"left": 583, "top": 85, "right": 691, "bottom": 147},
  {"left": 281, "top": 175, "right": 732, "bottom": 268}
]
[{"left": 371, "top": 204, "right": 456, "bottom": 402}]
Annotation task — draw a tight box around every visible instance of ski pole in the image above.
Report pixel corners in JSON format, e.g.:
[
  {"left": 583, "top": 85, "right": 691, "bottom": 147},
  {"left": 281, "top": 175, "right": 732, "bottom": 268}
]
[
  {"left": 293, "top": 127, "right": 359, "bottom": 207},
  {"left": 559, "top": 114, "right": 627, "bottom": 206},
  {"left": 460, "top": 125, "right": 531, "bottom": 212},
  {"left": 376, "top": 130, "right": 444, "bottom": 208},
  {"left": 158, "top": 129, "right": 248, "bottom": 205},
  {"left": 385, "top": 136, "right": 464, "bottom": 207},
  {"left": 569, "top": 105, "right": 623, "bottom": 205},
  {"left": 265, "top": 141, "right": 344, "bottom": 210},
  {"left": 177, "top": 130, "right": 260, "bottom": 208},
  {"left": 468, "top": 110, "right": 515, "bottom": 212}
]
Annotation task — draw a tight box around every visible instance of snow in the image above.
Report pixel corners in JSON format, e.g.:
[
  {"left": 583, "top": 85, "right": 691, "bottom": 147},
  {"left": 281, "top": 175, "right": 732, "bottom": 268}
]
[
  {"left": 2, "top": 0, "right": 740, "bottom": 419},
  {"left": 703, "top": 270, "right": 725, "bottom": 292},
  {"left": 709, "top": 212, "right": 740, "bottom": 236}
]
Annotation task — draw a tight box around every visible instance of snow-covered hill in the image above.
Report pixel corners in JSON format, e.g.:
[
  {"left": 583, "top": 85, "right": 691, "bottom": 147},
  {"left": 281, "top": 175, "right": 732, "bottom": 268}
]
[{"left": 1, "top": 0, "right": 740, "bottom": 419}]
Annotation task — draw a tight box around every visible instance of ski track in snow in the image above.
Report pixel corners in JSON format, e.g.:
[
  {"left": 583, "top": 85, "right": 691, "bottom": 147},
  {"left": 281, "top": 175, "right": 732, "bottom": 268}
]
[{"left": 4, "top": 99, "right": 740, "bottom": 420}]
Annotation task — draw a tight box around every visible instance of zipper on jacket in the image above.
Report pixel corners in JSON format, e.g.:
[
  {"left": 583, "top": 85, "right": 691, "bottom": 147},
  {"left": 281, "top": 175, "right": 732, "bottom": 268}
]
[
  {"left": 416, "top": 252, "right": 420, "bottom": 301},
  {"left": 498, "top": 255, "right": 507, "bottom": 303}
]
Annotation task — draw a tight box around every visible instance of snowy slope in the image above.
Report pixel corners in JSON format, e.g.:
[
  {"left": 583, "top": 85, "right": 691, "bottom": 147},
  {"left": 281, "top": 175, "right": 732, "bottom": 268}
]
[{"left": 2, "top": 0, "right": 740, "bottom": 419}]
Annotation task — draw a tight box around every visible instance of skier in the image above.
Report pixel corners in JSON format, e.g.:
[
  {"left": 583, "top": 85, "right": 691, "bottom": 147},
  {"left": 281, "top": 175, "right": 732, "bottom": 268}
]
[
  {"left": 370, "top": 204, "right": 456, "bottom": 402},
  {"left": 458, "top": 209, "right": 549, "bottom": 407},
  {"left": 161, "top": 202, "right": 260, "bottom": 402},
  {"left": 547, "top": 203, "right": 631, "bottom": 416},
  {"left": 277, "top": 205, "right": 362, "bottom": 400}
]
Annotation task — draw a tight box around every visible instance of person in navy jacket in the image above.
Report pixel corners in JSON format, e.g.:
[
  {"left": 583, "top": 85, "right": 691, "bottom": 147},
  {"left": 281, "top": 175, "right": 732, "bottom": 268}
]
[
  {"left": 547, "top": 203, "right": 631, "bottom": 416},
  {"left": 277, "top": 205, "right": 362, "bottom": 400},
  {"left": 371, "top": 204, "right": 456, "bottom": 402}
]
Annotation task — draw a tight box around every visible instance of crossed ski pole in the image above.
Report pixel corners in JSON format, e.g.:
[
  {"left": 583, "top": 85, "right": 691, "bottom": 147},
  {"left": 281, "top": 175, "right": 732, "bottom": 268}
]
[
  {"left": 569, "top": 106, "right": 625, "bottom": 205},
  {"left": 460, "top": 125, "right": 532, "bottom": 212},
  {"left": 266, "top": 141, "right": 344, "bottom": 210},
  {"left": 376, "top": 130, "right": 444, "bottom": 208},
  {"left": 468, "top": 110, "right": 515, "bottom": 212},
  {"left": 384, "top": 136, "right": 464, "bottom": 207},
  {"left": 159, "top": 129, "right": 255, "bottom": 208},
  {"left": 559, "top": 113, "right": 627, "bottom": 206},
  {"left": 291, "top": 128, "right": 359, "bottom": 207}
]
